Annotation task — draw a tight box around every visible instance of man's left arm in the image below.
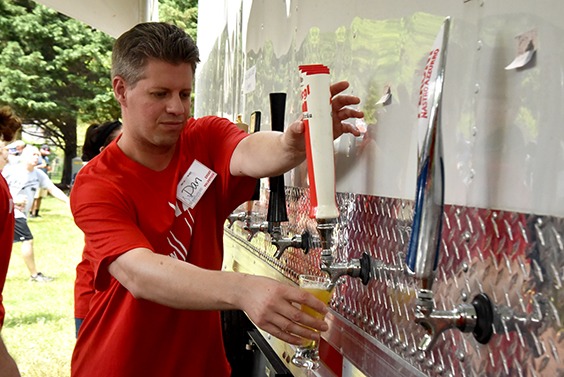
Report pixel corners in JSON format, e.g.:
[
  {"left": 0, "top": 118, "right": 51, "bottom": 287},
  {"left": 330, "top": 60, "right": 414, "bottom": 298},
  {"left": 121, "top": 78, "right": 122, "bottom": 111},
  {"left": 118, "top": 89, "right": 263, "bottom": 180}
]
[
  {"left": 39, "top": 170, "right": 69, "bottom": 205},
  {"left": 47, "top": 184, "right": 70, "bottom": 205},
  {"left": 230, "top": 81, "right": 364, "bottom": 178}
]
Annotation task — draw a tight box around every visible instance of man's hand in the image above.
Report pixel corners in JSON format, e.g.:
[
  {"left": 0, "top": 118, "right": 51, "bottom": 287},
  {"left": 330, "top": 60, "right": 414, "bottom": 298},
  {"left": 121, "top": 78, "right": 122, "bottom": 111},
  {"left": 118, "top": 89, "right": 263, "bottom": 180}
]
[
  {"left": 329, "top": 81, "right": 364, "bottom": 139},
  {"left": 283, "top": 80, "right": 364, "bottom": 153},
  {"left": 238, "top": 275, "right": 330, "bottom": 345},
  {"left": 231, "top": 80, "right": 364, "bottom": 178}
]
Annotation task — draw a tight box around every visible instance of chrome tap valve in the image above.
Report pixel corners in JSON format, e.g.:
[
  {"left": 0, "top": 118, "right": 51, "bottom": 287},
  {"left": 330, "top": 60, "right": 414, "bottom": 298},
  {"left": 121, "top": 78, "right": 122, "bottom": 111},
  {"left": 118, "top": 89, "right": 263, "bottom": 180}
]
[{"left": 414, "top": 290, "right": 494, "bottom": 352}]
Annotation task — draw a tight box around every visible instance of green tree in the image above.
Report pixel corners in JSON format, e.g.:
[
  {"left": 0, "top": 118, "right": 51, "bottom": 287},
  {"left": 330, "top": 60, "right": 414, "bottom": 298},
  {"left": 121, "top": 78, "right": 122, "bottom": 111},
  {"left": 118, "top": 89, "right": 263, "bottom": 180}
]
[
  {"left": 0, "top": 0, "right": 119, "bottom": 185},
  {"left": 159, "top": 0, "right": 198, "bottom": 39},
  {"left": 159, "top": 0, "right": 198, "bottom": 112},
  {"left": 0, "top": 0, "right": 198, "bottom": 185}
]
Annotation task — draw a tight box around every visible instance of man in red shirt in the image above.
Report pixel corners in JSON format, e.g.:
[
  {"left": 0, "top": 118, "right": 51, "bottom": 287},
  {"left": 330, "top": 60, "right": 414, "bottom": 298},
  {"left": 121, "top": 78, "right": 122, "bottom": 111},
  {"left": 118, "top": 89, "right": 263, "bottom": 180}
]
[{"left": 70, "top": 22, "right": 363, "bottom": 377}]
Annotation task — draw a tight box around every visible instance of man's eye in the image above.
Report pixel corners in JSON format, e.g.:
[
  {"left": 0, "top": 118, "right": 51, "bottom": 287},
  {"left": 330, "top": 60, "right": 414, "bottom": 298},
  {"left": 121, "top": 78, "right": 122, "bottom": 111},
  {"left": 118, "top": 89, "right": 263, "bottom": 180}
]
[{"left": 152, "top": 92, "right": 166, "bottom": 98}]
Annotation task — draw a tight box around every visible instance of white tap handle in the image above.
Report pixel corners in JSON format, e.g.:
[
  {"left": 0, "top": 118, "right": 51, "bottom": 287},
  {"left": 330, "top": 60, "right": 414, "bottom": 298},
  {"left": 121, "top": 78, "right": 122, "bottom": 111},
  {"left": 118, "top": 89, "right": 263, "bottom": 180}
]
[{"left": 299, "top": 65, "right": 339, "bottom": 220}]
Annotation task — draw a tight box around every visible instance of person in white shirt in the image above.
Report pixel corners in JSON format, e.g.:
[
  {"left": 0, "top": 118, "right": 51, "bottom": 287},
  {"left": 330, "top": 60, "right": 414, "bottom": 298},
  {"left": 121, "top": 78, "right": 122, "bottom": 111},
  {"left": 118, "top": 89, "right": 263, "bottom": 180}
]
[{"left": 1, "top": 145, "right": 69, "bottom": 282}]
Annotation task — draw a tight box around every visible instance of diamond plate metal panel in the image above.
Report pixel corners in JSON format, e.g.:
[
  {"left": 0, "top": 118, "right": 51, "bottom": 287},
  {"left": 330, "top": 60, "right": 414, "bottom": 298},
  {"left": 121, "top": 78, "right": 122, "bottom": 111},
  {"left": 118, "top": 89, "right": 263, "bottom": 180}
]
[{"left": 226, "top": 188, "right": 564, "bottom": 376}]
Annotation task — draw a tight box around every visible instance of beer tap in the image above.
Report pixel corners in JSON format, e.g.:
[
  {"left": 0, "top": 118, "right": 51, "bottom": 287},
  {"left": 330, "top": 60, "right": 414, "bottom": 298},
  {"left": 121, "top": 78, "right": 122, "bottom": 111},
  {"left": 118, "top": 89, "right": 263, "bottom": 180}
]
[
  {"left": 299, "top": 64, "right": 371, "bottom": 286},
  {"left": 406, "top": 17, "right": 494, "bottom": 352},
  {"left": 265, "top": 93, "right": 310, "bottom": 259},
  {"left": 243, "top": 221, "right": 269, "bottom": 241},
  {"left": 226, "top": 211, "right": 247, "bottom": 229},
  {"left": 324, "top": 252, "right": 371, "bottom": 286},
  {"left": 271, "top": 232, "right": 311, "bottom": 259}
]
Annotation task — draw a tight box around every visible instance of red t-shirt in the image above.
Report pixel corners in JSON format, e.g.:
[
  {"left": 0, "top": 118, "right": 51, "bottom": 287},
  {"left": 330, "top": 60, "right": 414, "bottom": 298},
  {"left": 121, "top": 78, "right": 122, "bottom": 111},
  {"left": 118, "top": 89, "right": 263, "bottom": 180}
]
[
  {"left": 74, "top": 257, "right": 92, "bottom": 319},
  {"left": 70, "top": 116, "right": 256, "bottom": 377},
  {"left": 0, "top": 174, "right": 15, "bottom": 328}
]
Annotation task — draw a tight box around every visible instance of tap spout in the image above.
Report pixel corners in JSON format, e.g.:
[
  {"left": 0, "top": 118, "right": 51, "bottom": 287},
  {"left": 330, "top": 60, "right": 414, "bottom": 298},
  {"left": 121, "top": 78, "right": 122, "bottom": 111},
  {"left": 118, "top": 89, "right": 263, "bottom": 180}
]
[
  {"left": 243, "top": 221, "right": 269, "bottom": 241},
  {"left": 272, "top": 231, "right": 311, "bottom": 259},
  {"left": 226, "top": 211, "right": 247, "bottom": 229},
  {"left": 317, "top": 220, "right": 337, "bottom": 269},
  {"left": 321, "top": 252, "right": 372, "bottom": 286}
]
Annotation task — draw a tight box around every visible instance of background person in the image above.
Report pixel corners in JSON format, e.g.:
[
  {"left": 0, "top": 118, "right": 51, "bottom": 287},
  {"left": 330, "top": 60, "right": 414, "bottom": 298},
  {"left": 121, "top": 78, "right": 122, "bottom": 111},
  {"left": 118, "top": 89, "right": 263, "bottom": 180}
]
[
  {"left": 30, "top": 144, "right": 52, "bottom": 218},
  {"left": 2, "top": 145, "right": 70, "bottom": 281},
  {"left": 74, "top": 119, "right": 122, "bottom": 335},
  {"left": 81, "top": 120, "right": 122, "bottom": 162},
  {"left": 0, "top": 106, "right": 23, "bottom": 376},
  {"left": 70, "top": 22, "right": 363, "bottom": 377},
  {"left": 5, "top": 140, "right": 25, "bottom": 167}
]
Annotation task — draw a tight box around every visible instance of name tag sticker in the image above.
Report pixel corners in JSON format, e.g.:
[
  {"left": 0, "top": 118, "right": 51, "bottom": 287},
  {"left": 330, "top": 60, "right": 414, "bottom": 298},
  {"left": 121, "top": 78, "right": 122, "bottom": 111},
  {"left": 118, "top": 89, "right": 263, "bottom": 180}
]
[{"left": 177, "top": 160, "right": 217, "bottom": 209}]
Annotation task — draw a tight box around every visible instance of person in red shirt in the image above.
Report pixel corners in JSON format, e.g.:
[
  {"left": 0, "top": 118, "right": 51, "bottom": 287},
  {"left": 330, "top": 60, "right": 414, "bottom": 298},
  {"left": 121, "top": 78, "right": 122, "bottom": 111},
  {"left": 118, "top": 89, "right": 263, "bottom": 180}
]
[
  {"left": 70, "top": 22, "right": 363, "bottom": 377},
  {"left": 0, "top": 106, "right": 23, "bottom": 377},
  {"left": 73, "top": 120, "right": 122, "bottom": 336}
]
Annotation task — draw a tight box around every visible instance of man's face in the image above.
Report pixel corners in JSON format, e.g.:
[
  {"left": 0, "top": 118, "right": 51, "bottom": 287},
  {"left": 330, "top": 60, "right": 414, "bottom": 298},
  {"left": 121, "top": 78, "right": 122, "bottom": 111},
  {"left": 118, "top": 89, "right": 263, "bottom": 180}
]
[
  {"left": 114, "top": 59, "right": 193, "bottom": 153},
  {"left": 25, "top": 150, "right": 40, "bottom": 166}
]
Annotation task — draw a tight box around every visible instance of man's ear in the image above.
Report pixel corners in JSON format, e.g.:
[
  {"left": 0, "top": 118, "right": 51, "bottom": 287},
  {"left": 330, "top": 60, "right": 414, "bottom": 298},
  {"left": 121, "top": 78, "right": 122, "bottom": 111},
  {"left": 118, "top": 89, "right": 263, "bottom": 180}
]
[{"left": 113, "top": 76, "right": 127, "bottom": 105}]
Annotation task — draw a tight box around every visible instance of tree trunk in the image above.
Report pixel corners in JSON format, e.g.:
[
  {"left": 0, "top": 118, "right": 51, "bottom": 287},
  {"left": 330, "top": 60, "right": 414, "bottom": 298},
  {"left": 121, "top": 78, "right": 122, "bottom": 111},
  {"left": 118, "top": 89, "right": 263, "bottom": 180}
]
[{"left": 60, "top": 117, "right": 78, "bottom": 187}]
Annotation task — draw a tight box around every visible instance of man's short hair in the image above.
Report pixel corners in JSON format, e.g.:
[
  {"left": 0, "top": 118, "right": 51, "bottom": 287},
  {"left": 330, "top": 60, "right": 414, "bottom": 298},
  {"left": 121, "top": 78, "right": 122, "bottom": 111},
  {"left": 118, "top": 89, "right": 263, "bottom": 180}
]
[{"left": 111, "top": 22, "right": 200, "bottom": 87}]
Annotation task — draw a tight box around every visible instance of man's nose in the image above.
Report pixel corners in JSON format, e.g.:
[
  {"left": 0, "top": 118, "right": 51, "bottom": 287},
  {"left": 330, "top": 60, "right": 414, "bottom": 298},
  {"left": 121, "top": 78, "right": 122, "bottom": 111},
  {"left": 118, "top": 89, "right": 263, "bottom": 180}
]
[{"left": 166, "top": 95, "right": 186, "bottom": 115}]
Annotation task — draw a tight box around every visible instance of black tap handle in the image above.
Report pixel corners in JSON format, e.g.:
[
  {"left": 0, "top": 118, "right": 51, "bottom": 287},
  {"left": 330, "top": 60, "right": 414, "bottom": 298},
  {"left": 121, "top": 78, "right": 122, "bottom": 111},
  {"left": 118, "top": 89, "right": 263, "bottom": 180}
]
[
  {"left": 249, "top": 111, "right": 262, "bottom": 201},
  {"left": 267, "top": 175, "right": 288, "bottom": 224},
  {"left": 300, "top": 231, "right": 311, "bottom": 254},
  {"left": 359, "top": 252, "right": 372, "bottom": 285},
  {"left": 267, "top": 93, "right": 289, "bottom": 225},
  {"left": 269, "top": 93, "right": 286, "bottom": 133}
]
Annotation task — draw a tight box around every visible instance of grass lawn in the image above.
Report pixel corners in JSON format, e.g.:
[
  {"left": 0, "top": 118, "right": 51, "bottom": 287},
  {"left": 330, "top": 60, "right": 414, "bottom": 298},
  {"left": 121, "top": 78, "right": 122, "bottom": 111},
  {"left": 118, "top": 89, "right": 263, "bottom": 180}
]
[{"left": 2, "top": 195, "right": 83, "bottom": 377}]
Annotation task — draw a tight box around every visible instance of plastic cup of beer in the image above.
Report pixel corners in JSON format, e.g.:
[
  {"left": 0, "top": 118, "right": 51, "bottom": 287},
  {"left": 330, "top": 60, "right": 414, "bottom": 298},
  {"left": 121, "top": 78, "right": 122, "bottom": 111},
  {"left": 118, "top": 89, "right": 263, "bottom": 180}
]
[{"left": 291, "top": 274, "right": 333, "bottom": 370}]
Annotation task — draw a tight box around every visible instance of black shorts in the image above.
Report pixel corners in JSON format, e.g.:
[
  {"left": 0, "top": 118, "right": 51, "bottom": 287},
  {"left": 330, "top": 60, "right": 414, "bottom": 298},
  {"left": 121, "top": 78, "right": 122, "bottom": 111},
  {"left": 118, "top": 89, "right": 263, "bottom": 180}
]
[{"left": 14, "top": 218, "right": 33, "bottom": 242}]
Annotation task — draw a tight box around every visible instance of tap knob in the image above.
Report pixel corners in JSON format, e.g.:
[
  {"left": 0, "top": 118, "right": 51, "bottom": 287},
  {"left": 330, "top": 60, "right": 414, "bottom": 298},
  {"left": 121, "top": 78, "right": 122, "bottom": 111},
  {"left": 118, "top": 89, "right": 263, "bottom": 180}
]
[
  {"left": 358, "top": 252, "right": 371, "bottom": 285},
  {"left": 472, "top": 293, "right": 495, "bottom": 344}
]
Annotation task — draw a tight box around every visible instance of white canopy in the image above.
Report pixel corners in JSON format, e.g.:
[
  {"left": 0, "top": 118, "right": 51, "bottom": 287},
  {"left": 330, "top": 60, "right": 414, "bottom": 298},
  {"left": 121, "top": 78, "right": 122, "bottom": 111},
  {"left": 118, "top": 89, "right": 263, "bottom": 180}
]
[{"left": 33, "top": 0, "right": 159, "bottom": 37}]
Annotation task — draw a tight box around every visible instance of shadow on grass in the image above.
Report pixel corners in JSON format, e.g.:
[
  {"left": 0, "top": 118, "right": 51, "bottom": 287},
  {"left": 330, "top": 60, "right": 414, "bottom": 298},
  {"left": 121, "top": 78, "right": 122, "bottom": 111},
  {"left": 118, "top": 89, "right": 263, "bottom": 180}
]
[{"left": 3, "top": 312, "right": 67, "bottom": 327}]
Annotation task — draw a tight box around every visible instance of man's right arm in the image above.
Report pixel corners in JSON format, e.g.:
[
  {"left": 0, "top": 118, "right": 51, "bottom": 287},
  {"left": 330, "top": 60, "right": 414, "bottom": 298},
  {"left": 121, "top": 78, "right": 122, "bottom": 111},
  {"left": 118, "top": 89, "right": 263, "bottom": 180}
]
[{"left": 108, "top": 248, "right": 329, "bottom": 345}]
